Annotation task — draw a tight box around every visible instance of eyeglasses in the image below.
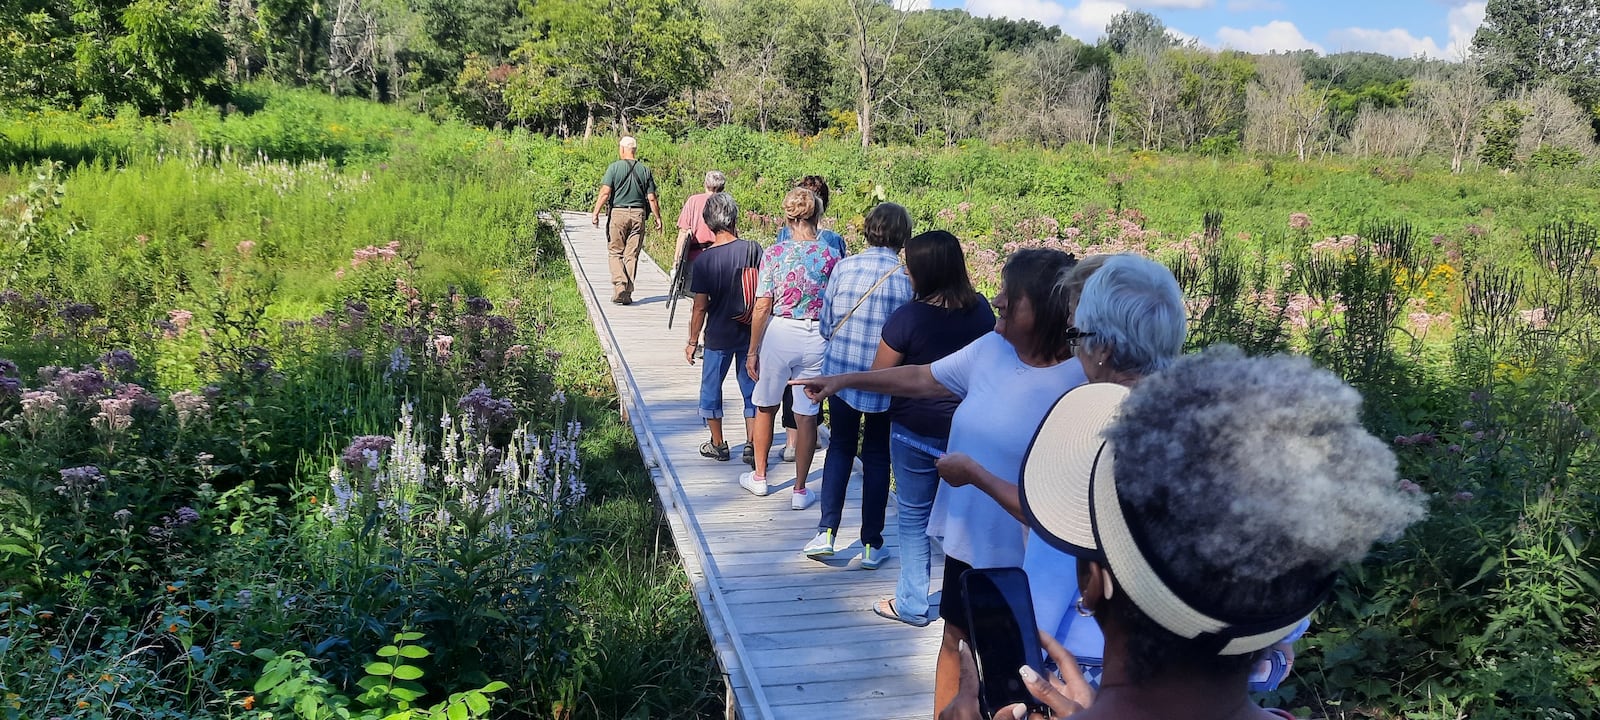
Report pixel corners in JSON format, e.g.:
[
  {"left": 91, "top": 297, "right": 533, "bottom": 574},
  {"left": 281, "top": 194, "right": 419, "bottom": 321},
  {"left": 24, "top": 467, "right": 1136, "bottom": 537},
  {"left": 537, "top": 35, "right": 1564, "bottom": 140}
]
[{"left": 1065, "top": 326, "right": 1097, "bottom": 347}]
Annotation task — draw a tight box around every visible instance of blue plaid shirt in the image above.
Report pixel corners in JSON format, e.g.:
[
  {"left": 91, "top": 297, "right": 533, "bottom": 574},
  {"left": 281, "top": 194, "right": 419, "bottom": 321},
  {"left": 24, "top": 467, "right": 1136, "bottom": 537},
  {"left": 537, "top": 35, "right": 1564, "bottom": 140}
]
[{"left": 821, "top": 247, "right": 913, "bottom": 413}]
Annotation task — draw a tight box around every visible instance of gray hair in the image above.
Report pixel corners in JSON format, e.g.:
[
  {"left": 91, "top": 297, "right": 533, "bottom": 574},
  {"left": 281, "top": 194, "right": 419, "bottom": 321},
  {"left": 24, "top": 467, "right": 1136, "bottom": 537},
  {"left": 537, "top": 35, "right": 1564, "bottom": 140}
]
[
  {"left": 1074, "top": 254, "right": 1186, "bottom": 376},
  {"left": 619, "top": 136, "right": 638, "bottom": 149},
  {"left": 704, "top": 170, "right": 726, "bottom": 192},
  {"left": 1104, "top": 344, "right": 1425, "bottom": 679},
  {"left": 702, "top": 192, "right": 738, "bottom": 235}
]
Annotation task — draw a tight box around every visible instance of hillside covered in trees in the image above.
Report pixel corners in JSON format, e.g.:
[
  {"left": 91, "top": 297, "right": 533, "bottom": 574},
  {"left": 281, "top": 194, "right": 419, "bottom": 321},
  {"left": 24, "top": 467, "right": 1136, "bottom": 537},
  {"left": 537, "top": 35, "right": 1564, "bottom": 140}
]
[{"left": 4, "top": 0, "right": 1600, "bottom": 171}]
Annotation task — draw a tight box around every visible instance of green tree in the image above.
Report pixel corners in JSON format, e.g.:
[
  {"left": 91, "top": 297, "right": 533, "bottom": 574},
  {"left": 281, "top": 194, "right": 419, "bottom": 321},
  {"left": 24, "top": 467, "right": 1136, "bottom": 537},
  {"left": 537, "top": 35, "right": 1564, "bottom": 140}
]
[
  {"left": 512, "top": 0, "right": 717, "bottom": 134},
  {"left": 0, "top": 0, "right": 78, "bottom": 109},
  {"left": 1479, "top": 99, "right": 1528, "bottom": 170},
  {"left": 1110, "top": 48, "right": 1182, "bottom": 150},
  {"left": 1472, "top": 0, "right": 1600, "bottom": 118},
  {"left": 1169, "top": 48, "right": 1253, "bottom": 150},
  {"left": 64, "top": 0, "right": 230, "bottom": 113},
  {"left": 702, "top": 0, "right": 837, "bottom": 133},
  {"left": 1104, "top": 9, "right": 1176, "bottom": 55}
]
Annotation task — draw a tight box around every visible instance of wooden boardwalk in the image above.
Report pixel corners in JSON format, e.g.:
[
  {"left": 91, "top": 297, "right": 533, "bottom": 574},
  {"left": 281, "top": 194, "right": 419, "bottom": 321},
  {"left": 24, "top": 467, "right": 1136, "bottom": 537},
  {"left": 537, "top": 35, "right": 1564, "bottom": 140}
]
[{"left": 555, "top": 212, "right": 944, "bottom": 719}]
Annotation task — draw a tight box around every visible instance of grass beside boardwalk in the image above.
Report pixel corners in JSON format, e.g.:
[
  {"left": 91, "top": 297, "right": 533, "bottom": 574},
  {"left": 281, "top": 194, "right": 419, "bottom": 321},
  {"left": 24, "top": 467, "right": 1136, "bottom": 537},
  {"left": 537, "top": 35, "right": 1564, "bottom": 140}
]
[
  {"left": 0, "top": 88, "right": 720, "bottom": 719},
  {"left": 518, "top": 234, "right": 724, "bottom": 719}
]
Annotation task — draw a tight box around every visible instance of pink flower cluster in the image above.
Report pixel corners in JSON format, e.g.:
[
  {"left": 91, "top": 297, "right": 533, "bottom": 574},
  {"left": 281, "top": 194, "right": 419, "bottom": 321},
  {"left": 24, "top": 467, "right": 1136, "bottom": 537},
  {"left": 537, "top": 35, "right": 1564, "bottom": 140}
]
[
  {"left": 1405, "top": 299, "right": 1452, "bottom": 337},
  {"left": 1288, "top": 212, "right": 1312, "bottom": 231},
  {"left": 20, "top": 390, "right": 64, "bottom": 429},
  {"left": 1310, "top": 235, "right": 1361, "bottom": 254},
  {"left": 170, "top": 390, "right": 211, "bottom": 428},
  {"left": 93, "top": 397, "right": 135, "bottom": 434},
  {"left": 351, "top": 240, "right": 402, "bottom": 268}
]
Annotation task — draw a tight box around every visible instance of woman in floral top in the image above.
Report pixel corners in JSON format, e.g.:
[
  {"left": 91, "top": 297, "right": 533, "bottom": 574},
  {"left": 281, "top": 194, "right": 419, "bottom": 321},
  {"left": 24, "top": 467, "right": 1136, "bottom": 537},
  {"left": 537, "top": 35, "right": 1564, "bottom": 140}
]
[{"left": 741, "top": 187, "right": 842, "bottom": 509}]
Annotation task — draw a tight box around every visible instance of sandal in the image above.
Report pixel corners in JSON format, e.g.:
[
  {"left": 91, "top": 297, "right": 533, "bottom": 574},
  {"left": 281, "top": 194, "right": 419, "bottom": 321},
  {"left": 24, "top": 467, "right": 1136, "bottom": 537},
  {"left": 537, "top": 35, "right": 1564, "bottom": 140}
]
[
  {"left": 873, "top": 597, "right": 931, "bottom": 627},
  {"left": 700, "top": 440, "right": 730, "bottom": 461}
]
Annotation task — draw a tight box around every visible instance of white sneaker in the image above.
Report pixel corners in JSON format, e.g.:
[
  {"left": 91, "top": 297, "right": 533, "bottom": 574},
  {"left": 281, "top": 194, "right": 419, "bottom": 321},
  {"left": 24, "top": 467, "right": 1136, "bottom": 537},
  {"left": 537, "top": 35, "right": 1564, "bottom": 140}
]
[
  {"left": 739, "top": 471, "right": 770, "bottom": 497},
  {"left": 791, "top": 487, "right": 817, "bottom": 510},
  {"left": 781, "top": 444, "right": 797, "bottom": 462},
  {"left": 860, "top": 544, "right": 889, "bottom": 570},
  {"left": 803, "top": 529, "right": 836, "bottom": 558}
]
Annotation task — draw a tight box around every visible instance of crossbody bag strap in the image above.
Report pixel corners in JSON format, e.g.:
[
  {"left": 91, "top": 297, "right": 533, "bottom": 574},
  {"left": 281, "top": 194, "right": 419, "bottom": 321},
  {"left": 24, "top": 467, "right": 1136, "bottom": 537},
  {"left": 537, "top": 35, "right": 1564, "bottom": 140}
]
[{"left": 832, "top": 262, "right": 904, "bottom": 337}]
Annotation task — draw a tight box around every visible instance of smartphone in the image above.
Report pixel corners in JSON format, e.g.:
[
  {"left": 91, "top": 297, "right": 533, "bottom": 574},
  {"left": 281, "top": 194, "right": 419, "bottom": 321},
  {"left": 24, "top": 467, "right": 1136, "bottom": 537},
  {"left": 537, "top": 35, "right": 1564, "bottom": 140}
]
[{"left": 962, "top": 567, "right": 1047, "bottom": 719}]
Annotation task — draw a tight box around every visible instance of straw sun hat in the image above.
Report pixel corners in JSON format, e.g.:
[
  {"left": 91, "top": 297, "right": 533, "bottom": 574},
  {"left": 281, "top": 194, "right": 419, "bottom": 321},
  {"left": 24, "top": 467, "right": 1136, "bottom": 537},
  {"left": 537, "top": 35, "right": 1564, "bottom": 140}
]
[{"left": 1018, "top": 383, "right": 1331, "bottom": 657}]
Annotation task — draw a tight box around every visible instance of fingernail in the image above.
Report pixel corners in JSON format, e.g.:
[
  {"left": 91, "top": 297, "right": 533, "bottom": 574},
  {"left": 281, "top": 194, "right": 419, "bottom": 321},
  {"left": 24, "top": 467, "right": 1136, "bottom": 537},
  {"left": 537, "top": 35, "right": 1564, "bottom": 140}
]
[
  {"left": 1018, "top": 665, "right": 1038, "bottom": 682},
  {"left": 958, "top": 640, "right": 969, "bottom": 654},
  {"left": 1013, "top": 705, "right": 1029, "bottom": 720}
]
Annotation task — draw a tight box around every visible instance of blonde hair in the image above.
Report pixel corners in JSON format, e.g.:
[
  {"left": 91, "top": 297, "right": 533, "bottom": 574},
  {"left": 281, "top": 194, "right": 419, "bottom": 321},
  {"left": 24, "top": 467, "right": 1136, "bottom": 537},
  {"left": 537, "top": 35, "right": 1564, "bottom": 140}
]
[{"left": 782, "top": 188, "right": 821, "bottom": 225}]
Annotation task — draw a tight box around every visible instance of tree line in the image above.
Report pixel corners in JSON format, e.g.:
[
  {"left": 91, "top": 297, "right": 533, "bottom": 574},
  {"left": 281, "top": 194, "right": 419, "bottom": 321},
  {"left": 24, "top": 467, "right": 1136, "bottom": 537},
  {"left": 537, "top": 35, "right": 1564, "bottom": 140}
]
[{"left": 3, "top": 0, "right": 1598, "bottom": 171}]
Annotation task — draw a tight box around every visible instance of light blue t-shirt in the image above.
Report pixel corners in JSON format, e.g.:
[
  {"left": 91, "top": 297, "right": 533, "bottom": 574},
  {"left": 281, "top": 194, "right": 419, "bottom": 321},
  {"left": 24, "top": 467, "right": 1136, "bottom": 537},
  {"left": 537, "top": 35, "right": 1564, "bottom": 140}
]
[
  {"left": 928, "top": 333, "right": 1088, "bottom": 568},
  {"left": 776, "top": 226, "right": 847, "bottom": 258},
  {"left": 1025, "top": 536, "right": 1105, "bottom": 667}
]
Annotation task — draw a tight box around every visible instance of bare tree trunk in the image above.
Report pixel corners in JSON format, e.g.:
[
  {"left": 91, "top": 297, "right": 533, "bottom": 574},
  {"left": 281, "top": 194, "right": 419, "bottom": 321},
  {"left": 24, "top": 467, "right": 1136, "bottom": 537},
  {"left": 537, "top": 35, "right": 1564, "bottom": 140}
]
[
  {"left": 584, "top": 106, "right": 595, "bottom": 140},
  {"left": 858, "top": 55, "right": 874, "bottom": 147}
]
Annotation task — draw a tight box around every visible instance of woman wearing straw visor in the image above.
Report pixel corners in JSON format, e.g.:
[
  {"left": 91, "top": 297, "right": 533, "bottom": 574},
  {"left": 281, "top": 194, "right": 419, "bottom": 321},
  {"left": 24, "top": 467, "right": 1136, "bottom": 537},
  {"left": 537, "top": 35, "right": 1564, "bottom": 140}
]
[{"left": 942, "top": 346, "right": 1426, "bottom": 719}]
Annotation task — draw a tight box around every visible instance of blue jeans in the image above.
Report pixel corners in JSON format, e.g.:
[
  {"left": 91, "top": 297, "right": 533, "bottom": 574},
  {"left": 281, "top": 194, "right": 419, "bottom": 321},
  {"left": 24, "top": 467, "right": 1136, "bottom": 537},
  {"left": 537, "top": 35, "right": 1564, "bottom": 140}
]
[
  {"left": 698, "top": 347, "right": 756, "bottom": 420},
  {"left": 818, "top": 399, "right": 891, "bottom": 548},
  {"left": 891, "top": 423, "right": 945, "bottom": 620}
]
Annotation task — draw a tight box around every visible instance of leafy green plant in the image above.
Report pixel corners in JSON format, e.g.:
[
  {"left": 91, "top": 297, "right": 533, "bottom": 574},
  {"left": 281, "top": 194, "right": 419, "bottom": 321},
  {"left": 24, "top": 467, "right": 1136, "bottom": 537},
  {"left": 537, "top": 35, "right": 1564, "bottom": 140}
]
[{"left": 252, "top": 631, "right": 508, "bottom": 719}]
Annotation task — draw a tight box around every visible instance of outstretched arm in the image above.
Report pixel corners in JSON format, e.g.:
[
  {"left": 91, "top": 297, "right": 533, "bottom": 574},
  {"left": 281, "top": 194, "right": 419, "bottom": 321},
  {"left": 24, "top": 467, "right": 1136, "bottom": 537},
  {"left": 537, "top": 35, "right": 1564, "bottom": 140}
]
[{"left": 791, "top": 364, "right": 950, "bottom": 403}]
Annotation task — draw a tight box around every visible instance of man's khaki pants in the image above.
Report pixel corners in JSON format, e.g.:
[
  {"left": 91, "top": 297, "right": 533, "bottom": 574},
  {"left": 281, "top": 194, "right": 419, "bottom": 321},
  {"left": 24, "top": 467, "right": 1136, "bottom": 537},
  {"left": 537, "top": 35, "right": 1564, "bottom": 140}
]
[{"left": 606, "top": 207, "right": 646, "bottom": 301}]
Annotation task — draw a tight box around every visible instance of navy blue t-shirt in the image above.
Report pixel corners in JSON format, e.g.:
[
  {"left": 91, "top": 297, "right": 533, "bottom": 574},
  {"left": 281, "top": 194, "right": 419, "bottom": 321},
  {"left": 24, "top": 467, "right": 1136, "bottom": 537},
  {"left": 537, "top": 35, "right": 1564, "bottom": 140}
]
[
  {"left": 881, "top": 296, "right": 996, "bottom": 438},
  {"left": 689, "top": 239, "right": 762, "bottom": 351}
]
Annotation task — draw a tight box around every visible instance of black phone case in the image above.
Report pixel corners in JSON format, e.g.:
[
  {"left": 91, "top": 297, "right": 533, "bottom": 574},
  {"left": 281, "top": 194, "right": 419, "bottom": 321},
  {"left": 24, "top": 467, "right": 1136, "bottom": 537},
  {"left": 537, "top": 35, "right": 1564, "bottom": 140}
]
[{"left": 961, "top": 567, "right": 1047, "bottom": 719}]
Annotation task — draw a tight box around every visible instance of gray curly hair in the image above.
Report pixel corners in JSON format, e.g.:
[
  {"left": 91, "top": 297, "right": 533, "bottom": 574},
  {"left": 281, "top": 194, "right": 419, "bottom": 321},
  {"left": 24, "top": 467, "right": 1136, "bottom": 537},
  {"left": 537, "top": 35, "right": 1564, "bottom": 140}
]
[
  {"left": 1074, "top": 254, "right": 1186, "bottom": 376},
  {"left": 1102, "top": 345, "right": 1425, "bottom": 681}
]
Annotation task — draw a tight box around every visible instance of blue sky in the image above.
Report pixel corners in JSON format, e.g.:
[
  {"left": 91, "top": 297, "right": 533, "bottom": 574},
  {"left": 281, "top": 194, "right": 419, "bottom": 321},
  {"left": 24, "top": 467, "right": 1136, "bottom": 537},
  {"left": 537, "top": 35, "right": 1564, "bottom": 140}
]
[{"left": 924, "top": 0, "right": 1488, "bottom": 59}]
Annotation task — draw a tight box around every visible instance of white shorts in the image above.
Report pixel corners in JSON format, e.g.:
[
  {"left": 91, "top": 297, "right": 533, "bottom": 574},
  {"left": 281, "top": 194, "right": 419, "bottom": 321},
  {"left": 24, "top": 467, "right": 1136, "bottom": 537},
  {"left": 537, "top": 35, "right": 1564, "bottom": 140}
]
[{"left": 754, "top": 317, "right": 826, "bottom": 415}]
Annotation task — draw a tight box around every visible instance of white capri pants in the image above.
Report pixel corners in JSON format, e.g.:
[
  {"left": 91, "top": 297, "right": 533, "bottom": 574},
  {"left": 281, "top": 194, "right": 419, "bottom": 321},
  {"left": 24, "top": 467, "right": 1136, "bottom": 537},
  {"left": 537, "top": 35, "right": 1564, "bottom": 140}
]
[{"left": 753, "top": 316, "right": 826, "bottom": 415}]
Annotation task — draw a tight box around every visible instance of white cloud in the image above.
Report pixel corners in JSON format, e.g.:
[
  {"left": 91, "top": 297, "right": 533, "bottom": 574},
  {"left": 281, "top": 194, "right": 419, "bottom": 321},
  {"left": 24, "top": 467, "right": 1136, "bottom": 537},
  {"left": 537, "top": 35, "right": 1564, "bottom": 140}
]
[
  {"left": 1215, "top": 20, "right": 1324, "bottom": 54},
  {"left": 1224, "top": 0, "right": 1284, "bottom": 11},
  {"left": 964, "top": 0, "right": 1130, "bottom": 42},
  {"left": 898, "top": 0, "right": 932, "bottom": 9},
  {"left": 1323, "top": 1, "right": 1485, "bottom": 60},
  {"left": 1166, "top": 26, "right": 1205, "bottom": 47},
  {"left": 1126, "top": 0, "right": 1212, "bottom": 8},
  {"left": 1446, "top": 1, "right": 1487, "bottom": 58},
  {"left": 1326, "top": 27, "right": 1445, "bottom": 58}
]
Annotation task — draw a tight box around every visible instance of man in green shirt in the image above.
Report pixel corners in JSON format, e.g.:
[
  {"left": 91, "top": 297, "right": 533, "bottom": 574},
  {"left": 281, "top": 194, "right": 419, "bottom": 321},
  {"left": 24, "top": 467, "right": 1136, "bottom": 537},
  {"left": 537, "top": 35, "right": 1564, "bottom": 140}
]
[{"left": 590, "top": 136, "right": 663, "bottom": 305}]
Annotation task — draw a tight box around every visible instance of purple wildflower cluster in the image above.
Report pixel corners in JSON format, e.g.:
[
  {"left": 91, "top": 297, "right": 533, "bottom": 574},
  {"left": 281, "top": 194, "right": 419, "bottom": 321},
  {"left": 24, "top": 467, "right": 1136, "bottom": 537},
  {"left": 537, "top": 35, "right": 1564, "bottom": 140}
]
[
  {"left": 341, "top": 435, "right": 395, "bottom": 470},
  {"left": 57, "top": 302, "right": 98, "bottom": 326},
  {"left": 56, "top": 465, "right": 105, "bottom": 493},
  {"left": 458, "top": 384, "right": 516, "bottom": 429},
  {"left": 98, "top": 349, "right": 138, "bottom": 376},
  {"left": 0, "top": 358, "right": 19, "bottom": 398},
  {"left": 147, "top": 506, "right": 201, "bottom": 543},
  {"left": 37, "top": 365, "right": 108, "bottom": 398}
]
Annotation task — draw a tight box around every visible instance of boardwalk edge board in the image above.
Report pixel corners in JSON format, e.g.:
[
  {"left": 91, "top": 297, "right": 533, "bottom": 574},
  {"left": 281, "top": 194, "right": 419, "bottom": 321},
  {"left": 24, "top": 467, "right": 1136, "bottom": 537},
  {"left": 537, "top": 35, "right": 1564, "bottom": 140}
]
[{"left": 550, "top": 213, "right": 770, "bottom": 720}]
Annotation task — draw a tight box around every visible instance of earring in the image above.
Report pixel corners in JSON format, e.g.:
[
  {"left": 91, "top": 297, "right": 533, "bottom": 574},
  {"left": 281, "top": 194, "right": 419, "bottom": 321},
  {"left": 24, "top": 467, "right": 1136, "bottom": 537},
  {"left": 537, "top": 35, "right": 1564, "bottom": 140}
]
[{"left": 1074, "top": 595, "right": 1094, "bottom": 617}]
